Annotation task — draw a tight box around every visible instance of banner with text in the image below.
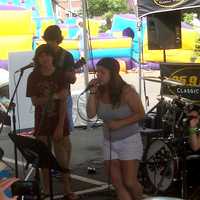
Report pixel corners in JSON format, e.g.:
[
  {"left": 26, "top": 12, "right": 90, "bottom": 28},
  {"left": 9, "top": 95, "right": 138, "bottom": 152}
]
[
  {"left": 137, "top": 0, "right": 200, "bottom": 17},
  {"left": 160, "top": 63, "right": 200, "bottom": 102}
]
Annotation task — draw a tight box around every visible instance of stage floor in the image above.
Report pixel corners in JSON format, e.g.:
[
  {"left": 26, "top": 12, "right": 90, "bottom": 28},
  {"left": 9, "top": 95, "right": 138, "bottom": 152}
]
[{"left": 2, "top": 126, "right": 198, "bottom": 199}]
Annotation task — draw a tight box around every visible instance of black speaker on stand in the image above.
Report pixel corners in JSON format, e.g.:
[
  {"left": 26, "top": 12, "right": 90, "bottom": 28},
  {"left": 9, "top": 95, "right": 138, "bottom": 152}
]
[{"left": 147, "top": 11, "right": 182, "bottom": 62}]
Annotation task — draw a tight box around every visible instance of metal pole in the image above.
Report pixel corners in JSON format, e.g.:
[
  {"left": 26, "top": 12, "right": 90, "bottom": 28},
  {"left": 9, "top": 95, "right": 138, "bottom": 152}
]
[
  {"left": 81, "top": 0, "right": 89, "bottom": 91},
  {"left": 137, "top": 19, "right": 142, "bottom": 97},
  {"left": 135, "top": 0, "right": 142, "bottom": 97}
]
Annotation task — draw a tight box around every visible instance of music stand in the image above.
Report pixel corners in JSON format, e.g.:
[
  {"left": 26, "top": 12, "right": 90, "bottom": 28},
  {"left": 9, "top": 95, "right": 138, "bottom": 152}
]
[{"left": 9, "top": 133, "right": 67, "bottom": 200}]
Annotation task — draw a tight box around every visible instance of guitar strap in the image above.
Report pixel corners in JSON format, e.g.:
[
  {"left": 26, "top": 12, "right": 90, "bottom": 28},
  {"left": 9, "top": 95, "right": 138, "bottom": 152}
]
[{"left": 57, "top": 49, "right": 65, "bottom": 69}]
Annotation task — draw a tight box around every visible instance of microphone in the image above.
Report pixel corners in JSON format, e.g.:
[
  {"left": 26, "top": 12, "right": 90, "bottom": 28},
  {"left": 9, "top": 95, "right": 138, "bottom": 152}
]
[
  {"left": 15, "top": 63, "right": 35, "bottom": 73},
  {"left": 81, "top": 81, "right": 100, "bottom": 95}
]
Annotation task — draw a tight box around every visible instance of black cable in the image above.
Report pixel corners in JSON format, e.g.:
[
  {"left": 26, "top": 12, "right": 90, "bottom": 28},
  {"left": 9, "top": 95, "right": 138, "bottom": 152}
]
[
  {"left": 78, "top": 1, "right": 98, "bottom": 121},
  {"left": 13, "top": 73, "right": 27, "bottom": 177},
  {"left": 76, "top": 92, "right": 100, "bottom": 124},
  {"left": 13, "top": 74, "right": 21, "bottom": 132},
  {"left": 108, "top": 132, "right": 112, "bottom": 191},
  {"left": 78, "top": 5, "right": 114, "bottom": 190}
]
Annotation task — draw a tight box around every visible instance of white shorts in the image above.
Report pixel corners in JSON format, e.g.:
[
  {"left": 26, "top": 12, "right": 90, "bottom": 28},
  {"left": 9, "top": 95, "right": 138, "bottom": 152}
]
[{"left": 103, "top": 133, "right": 143, "bottom": 161}]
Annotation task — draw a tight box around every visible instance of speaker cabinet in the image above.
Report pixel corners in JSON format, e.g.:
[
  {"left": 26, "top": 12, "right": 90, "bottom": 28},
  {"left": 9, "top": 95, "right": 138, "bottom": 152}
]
[{"left": 147, "top": 11, "right": 182, "bottom": 50}]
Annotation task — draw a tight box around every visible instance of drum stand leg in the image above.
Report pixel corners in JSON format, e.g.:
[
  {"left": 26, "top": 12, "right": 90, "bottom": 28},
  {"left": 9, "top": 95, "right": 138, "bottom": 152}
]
[
  {"left": 180, "top": 129, "right": 189, "bottom": 199},
  {"left": 181, "top": 156, "right": 188, "bottom": 199}
]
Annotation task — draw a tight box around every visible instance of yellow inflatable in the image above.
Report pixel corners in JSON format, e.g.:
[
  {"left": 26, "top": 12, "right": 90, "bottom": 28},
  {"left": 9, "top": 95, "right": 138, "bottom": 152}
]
[
  {"left": 182, "top": 28, "right": 199, "bottom": 50},
  {"left": 118, "top": 59, "right": 127, "bottom": 73},
  {"left": 0, "top": 10, "right": 32, "bottom": 35},
  {"left": 0, "top": 9, "right": 33, "bottom": 60},
  {"left": 87, "top": 19, "right": 101, "bottom": 37},
  {"left": 40, "top": 19, "right": 56, "bottom": 37},
  {"left": 60, "top": 27, "right": 68, "bottom": 39},
  {"left": 36, "top": 39, "right": 79, "bottom": 50},
  {"left": 143, "top": 27, "right": 200, "bottom": 63},
  {"left": 0, "top": 35, "right": 32, "bottom": 59},
  {"left": 39, "top": 22, "right": 68, "bottom": 39},
  {"left": 90, "top": 38, "right": 132, "bottom": 49}
]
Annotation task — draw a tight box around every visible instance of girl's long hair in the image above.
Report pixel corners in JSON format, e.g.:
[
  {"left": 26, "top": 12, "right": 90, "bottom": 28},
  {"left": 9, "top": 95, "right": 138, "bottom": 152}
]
[{"left": 97, "top": 57, "right": 127, "bottom": 108}]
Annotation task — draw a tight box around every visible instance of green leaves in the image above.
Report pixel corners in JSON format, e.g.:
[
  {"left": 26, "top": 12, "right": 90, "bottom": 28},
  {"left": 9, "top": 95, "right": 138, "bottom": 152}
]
[{"left": 87, "top": 0, "right": 128, "bottom": 17}]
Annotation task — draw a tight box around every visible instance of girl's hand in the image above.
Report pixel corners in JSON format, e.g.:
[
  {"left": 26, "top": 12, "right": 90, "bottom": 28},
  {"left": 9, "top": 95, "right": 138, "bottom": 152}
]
[
  {"left": 88, "top": 79, "right": 99, "bottom": 93},
  {"left": 105, "top": 120, "right": 122, "bottom": 130}
]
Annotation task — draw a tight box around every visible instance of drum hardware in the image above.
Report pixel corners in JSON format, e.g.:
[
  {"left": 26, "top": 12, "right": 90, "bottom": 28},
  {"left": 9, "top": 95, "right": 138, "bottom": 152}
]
[
  {"left": 154, "top": 159, "right": 177, "bottom": 195},
  {"left": 142, "top": 76, "right": 184, "bottom": 86},
  {"left": 142, "top": 132, "right": 200, "bottom": 199},
  {"left": 180, "top": 137, "right": 189, "bottom": 200},
  {"left": 142, "top": 76, "right": 178, "bottom": 118},
  {"left": 142, "top": 73, "right": 200, "bottom": 198},
  {"left": 143, "top": 139, "right": 179, "bottom": 192}
]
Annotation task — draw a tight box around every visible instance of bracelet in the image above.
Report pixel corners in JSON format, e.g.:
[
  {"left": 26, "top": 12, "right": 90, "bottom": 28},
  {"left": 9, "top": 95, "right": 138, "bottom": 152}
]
[{"left": 188, "top": 127, "right": 198, "bottom": 136}]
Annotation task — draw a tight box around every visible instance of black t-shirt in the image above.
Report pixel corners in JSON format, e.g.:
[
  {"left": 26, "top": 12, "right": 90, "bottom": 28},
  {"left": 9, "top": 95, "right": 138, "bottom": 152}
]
[{"left": 54, "top": 47, "right": 75, "bottom": 71}]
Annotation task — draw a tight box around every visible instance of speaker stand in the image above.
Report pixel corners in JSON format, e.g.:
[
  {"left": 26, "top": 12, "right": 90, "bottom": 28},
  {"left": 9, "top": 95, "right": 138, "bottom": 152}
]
[{"left": 163, "top": 49, "right": 166, "bottom": 62}]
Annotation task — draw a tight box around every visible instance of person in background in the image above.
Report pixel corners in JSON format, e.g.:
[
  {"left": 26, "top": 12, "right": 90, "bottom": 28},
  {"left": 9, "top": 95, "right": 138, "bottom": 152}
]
[
  {"left": 86, "top": 57, "right": 144, "bottom": 200},
  {"left": 26, "top": 44, "right": 77, "bottom": 200},
  {"left": 73, "top": 19, "right": 85, "bottom": 58},
  {"left": 43, "top": 25, "right": 76, "bottom": 133}
]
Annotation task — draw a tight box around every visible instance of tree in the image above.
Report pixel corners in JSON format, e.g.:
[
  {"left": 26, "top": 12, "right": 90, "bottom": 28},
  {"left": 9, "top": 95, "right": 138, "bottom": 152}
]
[
  {"left": 87, "top": 0, "right": 128, "bottom": 32},
  {"left": 87, "top": 0, "right": 128, "bottom": 17}
]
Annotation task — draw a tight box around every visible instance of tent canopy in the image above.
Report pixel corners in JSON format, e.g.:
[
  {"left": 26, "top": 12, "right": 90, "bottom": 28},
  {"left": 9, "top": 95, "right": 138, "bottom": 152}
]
[{"left": 137, "top": 0, "right": 200, "bottom": 18}]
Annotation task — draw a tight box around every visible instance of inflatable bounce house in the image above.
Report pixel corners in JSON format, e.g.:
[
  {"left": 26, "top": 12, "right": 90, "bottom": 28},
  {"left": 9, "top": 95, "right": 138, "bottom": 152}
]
[
  {"left": 0, "top": 0, "right": 200, "bottom": 72},
  {"left": 35, "top": 15, "right": 133, "bottom": 72}
]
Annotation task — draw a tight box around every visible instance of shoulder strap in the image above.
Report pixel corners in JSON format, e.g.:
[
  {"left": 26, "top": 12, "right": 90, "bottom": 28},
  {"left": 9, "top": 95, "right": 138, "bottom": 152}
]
[{"left": 57, "top": 49, "right": 66, "bottom": 68}]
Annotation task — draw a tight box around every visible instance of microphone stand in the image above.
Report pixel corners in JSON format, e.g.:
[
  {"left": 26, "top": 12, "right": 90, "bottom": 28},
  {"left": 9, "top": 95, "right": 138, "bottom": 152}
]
[{"left": 0, "top": 69, "right": 25, "bottom": 177}]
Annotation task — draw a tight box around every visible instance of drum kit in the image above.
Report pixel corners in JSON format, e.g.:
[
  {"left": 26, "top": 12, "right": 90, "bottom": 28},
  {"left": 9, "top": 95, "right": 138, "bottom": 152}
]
[{"left": 140, "top": 76, "right": 200, "bottom": 199}]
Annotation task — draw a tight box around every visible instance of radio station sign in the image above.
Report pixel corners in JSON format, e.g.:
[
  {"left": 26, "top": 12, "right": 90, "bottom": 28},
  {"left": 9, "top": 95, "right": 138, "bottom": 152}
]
[{"left": 160, "top": 63, "right": 200, "bottom": 102}]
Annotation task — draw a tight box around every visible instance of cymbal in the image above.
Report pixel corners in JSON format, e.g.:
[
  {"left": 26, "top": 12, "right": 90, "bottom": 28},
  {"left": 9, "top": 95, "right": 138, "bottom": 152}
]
[
  {"left": 142, "top": 76, "right": 161, "bottom": 83},
  {"left": 158, "top": 95, "right": 199, "bottom": 104},
  {"left": 164, "top": 79, "right": 184, "bottom": 86},
  {"left": 142, "top": 76, "right": 184, "bottom": 86},
  {"left": 179, "top": 97, "right": 199, "bottom": 104}
]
